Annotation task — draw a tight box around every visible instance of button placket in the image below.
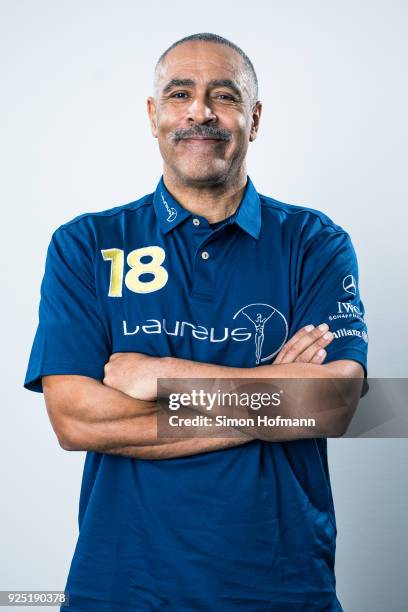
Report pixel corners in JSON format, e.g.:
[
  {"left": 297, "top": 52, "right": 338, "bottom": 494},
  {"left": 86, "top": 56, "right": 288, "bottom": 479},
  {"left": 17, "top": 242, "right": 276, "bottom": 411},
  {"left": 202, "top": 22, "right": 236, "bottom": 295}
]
[{"left": 190, "top": 233, "right": 218, "bottom": 299}]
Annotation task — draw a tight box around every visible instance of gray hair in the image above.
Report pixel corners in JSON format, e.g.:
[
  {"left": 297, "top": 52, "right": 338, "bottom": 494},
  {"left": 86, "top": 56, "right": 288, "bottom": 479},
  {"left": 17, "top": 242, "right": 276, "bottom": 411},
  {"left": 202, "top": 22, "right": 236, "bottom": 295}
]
[{"left": 154, "top": 32, "right": 259, "bottom": 107}]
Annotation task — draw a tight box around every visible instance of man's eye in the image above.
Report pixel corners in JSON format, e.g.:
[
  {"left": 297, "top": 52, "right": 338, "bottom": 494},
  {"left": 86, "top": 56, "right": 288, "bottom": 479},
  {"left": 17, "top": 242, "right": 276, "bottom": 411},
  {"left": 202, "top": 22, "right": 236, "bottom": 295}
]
[
  {"left": 215, "top": 94, "right": 235, "bottom": 101},
  {"left": 171, "top": 92, "right": 189, "bottom": 98}
]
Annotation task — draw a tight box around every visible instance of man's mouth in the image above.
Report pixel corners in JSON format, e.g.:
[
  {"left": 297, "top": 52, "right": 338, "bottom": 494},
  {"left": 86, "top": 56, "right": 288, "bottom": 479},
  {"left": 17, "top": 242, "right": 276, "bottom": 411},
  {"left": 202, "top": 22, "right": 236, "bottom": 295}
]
[{"left": 181, "top": 137, "right": 225, "bottom": 142}]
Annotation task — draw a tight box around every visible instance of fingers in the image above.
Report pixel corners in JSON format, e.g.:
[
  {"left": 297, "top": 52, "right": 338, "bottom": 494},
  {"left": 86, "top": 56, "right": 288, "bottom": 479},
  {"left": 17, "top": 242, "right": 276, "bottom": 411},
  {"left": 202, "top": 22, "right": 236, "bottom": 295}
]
[
  {"left": 310, "top": 348, "right": 327, "bottom": 364},
  {"left": 273, "top": 324, "right": 315, "bottom": 364},
  {"left": 274, "top": 323, "right": 333, "bottom": 365},
  {"left": 294, "top": 330, "right": 333, "bottom": 363}
]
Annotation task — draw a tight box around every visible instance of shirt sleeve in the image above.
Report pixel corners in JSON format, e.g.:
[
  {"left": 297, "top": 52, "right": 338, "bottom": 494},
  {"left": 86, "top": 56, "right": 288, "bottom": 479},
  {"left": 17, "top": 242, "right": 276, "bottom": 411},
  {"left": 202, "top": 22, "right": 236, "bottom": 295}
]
[
  {"left": 23, "top": 224, "right": 111, "bottom": 393},
  {"left": 290, "top": 222, "right": 369, "bottom": 377}
]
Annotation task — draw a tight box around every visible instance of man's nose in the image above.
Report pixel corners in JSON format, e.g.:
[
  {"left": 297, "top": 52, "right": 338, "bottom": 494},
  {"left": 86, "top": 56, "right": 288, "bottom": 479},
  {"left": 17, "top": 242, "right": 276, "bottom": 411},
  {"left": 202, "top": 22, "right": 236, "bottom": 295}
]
[{"left": 186, "top": 97, "right": 217, "bottom": 123}]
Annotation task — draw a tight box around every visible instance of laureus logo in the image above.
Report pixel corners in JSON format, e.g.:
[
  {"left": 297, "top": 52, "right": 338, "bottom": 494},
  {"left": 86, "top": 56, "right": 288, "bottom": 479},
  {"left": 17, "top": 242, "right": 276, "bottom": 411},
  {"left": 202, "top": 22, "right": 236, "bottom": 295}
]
[
  {"left": 233, "top": 303, "right": 288, "bottom": 364},
  {"left": 160, "top": 192, "right": 177, "bottom": 222}
]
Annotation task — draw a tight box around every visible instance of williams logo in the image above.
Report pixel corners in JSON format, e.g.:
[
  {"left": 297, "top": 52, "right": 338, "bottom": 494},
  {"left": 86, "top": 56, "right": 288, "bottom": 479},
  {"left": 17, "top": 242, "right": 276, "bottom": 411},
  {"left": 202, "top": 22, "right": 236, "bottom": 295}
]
[
  {"left": 233, "top": 303, "right": 288, "bottom": 364},
  {"left": 160, "top": 192, "right": 177, "bottom": 222},
  {"left": 332, "top": 327, "right": 368, "bottom": 343}
]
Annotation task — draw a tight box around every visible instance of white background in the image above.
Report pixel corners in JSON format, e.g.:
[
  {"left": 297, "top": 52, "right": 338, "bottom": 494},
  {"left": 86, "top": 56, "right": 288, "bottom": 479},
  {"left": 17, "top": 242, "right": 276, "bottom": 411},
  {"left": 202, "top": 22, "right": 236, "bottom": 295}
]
[{"left": 1, "top": 0, "right": 407, "bottom": 610}]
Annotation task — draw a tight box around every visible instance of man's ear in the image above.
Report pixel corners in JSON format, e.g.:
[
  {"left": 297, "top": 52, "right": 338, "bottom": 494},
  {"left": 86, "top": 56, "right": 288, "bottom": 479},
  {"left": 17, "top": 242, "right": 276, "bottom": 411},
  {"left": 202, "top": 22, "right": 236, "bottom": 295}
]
[
  {"left": 147, "top": 96, "right": 158, "bottom": 138},
  {"left": 249, "top": 100, "right": 262, "bottom": 142}
]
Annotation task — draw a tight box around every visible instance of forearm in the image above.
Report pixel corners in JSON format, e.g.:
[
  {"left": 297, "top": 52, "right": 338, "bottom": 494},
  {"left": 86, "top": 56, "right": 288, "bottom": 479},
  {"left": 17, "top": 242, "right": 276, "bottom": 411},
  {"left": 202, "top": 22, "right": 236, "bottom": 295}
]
[
  {"left": 160, "top": 357, "right": 346, "bottom": 380},
  {"left": 46, "top": 376, "right": 255, "bottom": 453},
  {"left": 85, "top": 388, "right": 255, "bottom": 457},
  {"left": 74, "top": 405, "right": 255, "bottom": 457},
  {"left": 45, "top": 376, "right": 157, "bottom": 450}
]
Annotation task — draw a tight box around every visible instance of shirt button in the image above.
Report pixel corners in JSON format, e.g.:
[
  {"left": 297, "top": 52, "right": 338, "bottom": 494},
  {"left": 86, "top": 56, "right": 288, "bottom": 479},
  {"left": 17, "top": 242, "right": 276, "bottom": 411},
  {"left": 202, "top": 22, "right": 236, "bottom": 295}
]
[
  {"left": 201, "top": 251, "right": 210, "bottom": 260},
  {"left": 192, "top": 218, "right": 200, "bottom": 226}
]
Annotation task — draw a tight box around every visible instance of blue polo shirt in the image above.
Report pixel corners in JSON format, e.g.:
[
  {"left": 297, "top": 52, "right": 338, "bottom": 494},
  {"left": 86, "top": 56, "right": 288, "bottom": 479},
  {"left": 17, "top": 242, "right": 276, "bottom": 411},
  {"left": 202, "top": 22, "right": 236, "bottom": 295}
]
[{"left": 24, "top": 175, "right": 368, "bottom": 611}]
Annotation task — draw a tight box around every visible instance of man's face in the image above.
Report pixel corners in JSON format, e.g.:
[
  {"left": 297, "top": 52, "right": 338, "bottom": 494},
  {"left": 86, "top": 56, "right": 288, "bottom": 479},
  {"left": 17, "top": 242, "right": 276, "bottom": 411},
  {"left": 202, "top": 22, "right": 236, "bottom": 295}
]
[{"left": 147, "top": 41, "right": 262, "bottom": 186}]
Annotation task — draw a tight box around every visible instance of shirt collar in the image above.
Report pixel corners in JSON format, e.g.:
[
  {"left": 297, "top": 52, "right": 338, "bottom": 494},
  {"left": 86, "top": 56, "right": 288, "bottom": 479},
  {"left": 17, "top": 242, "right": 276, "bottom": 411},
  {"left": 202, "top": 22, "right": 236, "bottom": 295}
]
[{"left": 152, "top": 174, "right": 261, "bottom": 240}]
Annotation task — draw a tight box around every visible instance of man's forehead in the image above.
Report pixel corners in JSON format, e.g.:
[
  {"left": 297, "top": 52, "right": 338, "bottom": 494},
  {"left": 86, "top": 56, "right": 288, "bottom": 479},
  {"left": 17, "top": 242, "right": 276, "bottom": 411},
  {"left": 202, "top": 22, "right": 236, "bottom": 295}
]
[{"left": 157, "top": 42, "right": 248, "bottom": 90}]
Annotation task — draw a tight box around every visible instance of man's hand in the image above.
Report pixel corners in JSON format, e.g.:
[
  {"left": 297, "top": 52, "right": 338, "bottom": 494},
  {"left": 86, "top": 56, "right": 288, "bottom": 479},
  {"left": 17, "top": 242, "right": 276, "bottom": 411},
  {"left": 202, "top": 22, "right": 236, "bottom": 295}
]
[
  {"left": 103, "top": 352, "right": 171, "bottom": 401},
  {"left": 273, "top": 323, "right": 334, "bottom": 365}
]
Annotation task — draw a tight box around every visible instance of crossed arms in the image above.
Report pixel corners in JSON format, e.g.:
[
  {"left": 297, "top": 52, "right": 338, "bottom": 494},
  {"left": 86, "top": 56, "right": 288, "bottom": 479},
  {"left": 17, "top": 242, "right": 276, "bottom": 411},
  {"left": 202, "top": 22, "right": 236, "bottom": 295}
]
[{"left": 42, "top": 323, "right": 364, "bottom": 460}]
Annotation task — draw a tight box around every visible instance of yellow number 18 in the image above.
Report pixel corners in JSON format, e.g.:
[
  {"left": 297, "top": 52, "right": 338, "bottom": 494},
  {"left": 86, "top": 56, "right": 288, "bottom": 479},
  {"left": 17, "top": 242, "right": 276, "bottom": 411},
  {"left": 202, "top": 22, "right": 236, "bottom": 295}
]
[{"left": 101, "top": 246, "right": 168, "bottom": 296}]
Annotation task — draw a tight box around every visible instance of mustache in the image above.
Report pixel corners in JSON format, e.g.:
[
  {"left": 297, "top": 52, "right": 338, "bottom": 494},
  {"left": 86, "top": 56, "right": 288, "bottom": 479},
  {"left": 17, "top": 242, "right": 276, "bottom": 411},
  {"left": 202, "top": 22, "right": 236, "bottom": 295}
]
[{"left": 172, "top": 126, "right": 232, "bottom": 142}]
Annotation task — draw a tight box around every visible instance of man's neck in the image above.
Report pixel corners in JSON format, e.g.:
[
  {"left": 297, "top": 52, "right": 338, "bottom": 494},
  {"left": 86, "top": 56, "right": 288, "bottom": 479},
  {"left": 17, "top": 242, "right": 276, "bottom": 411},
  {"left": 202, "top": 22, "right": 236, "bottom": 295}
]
[{"left": 162, "top": 167, "right": 248, "bottom": 224}]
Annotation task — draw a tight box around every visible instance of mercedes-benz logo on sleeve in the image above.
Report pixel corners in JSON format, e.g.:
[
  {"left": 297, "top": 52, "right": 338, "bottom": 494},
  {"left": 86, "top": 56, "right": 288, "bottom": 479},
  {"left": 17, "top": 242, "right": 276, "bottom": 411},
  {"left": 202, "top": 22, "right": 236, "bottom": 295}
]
[{"left": 343, "top": 275, "right": 357, "bottom": 295}]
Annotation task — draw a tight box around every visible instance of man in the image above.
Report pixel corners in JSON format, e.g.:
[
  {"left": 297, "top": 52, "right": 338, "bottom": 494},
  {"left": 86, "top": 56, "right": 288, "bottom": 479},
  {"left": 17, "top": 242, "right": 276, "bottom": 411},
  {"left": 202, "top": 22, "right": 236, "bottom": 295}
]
[{"left": 24, "top": 32, "right": 368, "bottom": 611}]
